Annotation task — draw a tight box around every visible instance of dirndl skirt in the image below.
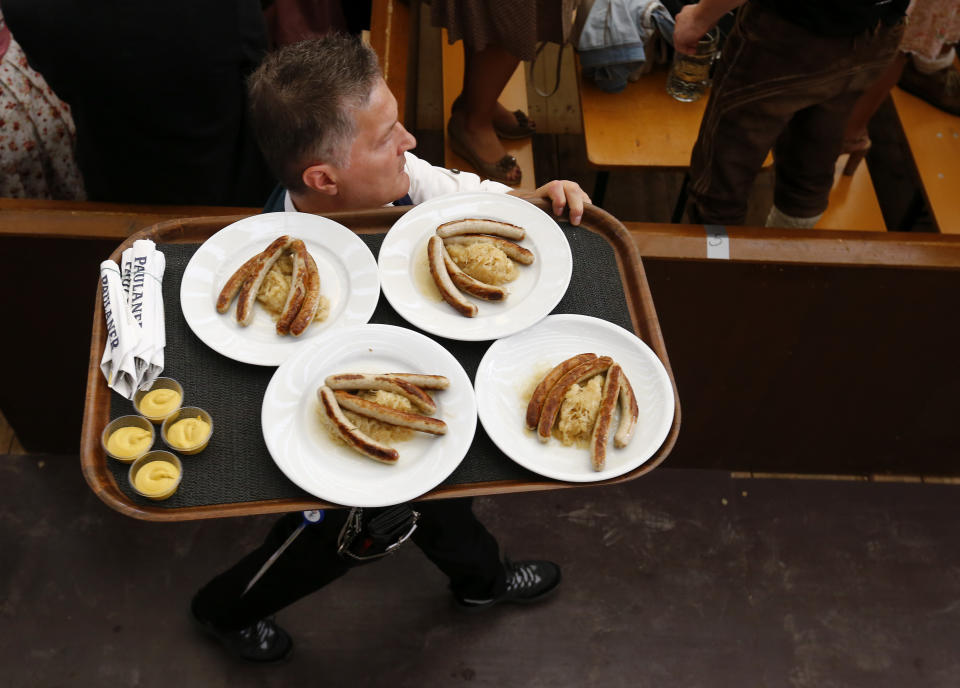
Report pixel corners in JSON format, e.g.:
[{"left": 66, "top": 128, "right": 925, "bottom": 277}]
[{"left": 430, "top": 0, "right": 575, "bottom": 61}]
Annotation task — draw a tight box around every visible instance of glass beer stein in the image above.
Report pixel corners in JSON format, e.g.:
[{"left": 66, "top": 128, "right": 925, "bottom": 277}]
[{"left": 666, "top": 28, "right": 720, "bottom": 102}]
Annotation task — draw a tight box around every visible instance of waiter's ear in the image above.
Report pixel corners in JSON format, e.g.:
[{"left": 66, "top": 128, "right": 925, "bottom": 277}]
[{"left": 302, "top": 164, "right": 338, "bottom": 196}]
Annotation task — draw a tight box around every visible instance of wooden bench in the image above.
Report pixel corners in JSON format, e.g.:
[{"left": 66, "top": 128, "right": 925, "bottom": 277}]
[
  {"left": 577, "top": 62, "right": 886, "bottom": 230},
  {"left": 889, "top": 60, "right": 960, "bottom": 234},
  {"left": 440, "top": 30, "right": 536, "bottom": 190},
  {"left": 625, "top": 221, "right": 960, "bottom": 478},
  {"left": 817, "top": 156, "right": 886, "bottom": 231},
  {"left": 0, "top": 198, "right": 260, "bottom": 454},
  {"left": 0, "top": 198, "right": 257, "bottom": 239}
]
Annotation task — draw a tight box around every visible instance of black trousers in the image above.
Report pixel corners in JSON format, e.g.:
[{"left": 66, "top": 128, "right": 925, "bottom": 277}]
[{"left": 193, "top": 498, "right": 505, "bottom": 631}]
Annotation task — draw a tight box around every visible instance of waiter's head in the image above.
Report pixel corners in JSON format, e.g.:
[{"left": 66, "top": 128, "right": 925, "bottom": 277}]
[{"left": 248, "top": 34, "right": 417, "bottom": 209}]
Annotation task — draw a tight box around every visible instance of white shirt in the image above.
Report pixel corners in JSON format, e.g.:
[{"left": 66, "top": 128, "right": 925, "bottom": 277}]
[{"left": 284, "top": 151, "right": 511, "bottom": 211}]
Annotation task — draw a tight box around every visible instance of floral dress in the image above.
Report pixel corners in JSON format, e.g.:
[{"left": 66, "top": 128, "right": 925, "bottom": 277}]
[{"left": 0, "top": 14, "right": 85, "bottom": 199}]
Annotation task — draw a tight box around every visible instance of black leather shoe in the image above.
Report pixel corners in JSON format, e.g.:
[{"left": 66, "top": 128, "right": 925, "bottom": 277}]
[
  {"left": 191, "top": 599, "right": 293, "bottom": 663},
  {"left": 455, "top": 559, "right": 561, "bottom": 612}
]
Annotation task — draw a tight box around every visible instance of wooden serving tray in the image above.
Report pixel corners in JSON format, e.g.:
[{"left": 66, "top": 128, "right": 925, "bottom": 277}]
[{"left": 80, "top": 201, "right": 680, "bottom": 521}]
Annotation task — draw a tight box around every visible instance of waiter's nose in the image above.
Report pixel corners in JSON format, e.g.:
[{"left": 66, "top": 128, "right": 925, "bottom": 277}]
[{"left": 399, "top": 125, "right": 416, "bottom": 153}]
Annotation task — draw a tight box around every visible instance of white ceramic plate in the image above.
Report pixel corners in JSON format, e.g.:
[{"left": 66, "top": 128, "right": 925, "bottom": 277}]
[
  {"left": 378, "top": 192, "right": 572, "bottom": 341},
  {"left": 180, "top": 212, "right": 380, "bottom": 366},
  {"left": 475, "top": 314, "right": 674, "bottom": 482},
  {"left": 262, "top": 324, "right": 477, "bottom": 507}
]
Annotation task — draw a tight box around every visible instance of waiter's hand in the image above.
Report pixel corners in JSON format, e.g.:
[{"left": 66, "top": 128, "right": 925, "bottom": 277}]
[{"left": 510, "top": 180, "right": 591, "bottom": 226}]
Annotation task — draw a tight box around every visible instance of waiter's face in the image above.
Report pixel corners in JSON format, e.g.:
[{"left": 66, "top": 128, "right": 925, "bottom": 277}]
[{"left": 334, "top": 78, "right": 416, "bottom": 208}]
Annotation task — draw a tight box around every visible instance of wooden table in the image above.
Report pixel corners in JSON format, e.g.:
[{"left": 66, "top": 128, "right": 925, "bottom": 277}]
[
  {"left": 79, "top": 202, "right": 680, "bottom": 521},
  {"left": 890, "top": 66, "right": 960, "bottom": 234},
  {"left": 577, "top": 64, "right": 885, "bottom": 230}
]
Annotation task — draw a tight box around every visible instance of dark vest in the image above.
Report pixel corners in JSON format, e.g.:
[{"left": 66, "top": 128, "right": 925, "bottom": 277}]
[{"left": 261, "top": 185, "right": 413, "bottom": 213}]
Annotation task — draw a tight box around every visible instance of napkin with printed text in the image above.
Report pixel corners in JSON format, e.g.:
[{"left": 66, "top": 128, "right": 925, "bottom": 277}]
[{"left": 99, "top": 239, "right": 166, "bottom": 398}]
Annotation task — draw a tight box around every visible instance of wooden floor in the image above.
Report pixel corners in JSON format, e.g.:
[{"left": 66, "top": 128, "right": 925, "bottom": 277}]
[
  {"left": 4, "top": 456, "right": 959, "bottom": 687},
  {"left": 0, "top": 409, "right": 25, "bottom": 455}
]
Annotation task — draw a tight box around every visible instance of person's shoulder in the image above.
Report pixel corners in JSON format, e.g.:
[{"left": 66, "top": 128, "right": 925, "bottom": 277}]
[{"left": 261, "top": 184, "right": 287, "bottom": 213}]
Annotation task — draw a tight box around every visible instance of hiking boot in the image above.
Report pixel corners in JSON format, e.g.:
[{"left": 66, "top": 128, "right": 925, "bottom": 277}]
[
  {"left": 898, "top": 60, "right": 960, "bottom": 116},
  {"left": 455, "top": 559, "right": 561, "bottom": 611},
  {"left": 191, "top": 599, "right": 293, "bottom": 662}
]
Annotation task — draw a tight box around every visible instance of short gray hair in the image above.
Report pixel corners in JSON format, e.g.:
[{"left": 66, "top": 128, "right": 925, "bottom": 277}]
[{"left": 248, "top": 34, "right": 381, "bottom": 192}]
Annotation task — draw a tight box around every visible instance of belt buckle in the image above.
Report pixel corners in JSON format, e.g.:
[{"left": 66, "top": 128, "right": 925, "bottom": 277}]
[{"left": 336, "top": 507, "right": 420, "bottom": 562}]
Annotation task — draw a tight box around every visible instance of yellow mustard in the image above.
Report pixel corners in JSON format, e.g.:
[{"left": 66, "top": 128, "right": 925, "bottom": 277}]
[
  {"left": 106, "top": 427, "right": 153, "bottom": 460},
  {"left": 166, "top": 417, "right": 211, "bottom": 451},
  {"left": 133, "top": 460, "right": 180, "bottom": 497},
  {"left": 138, "top": 388, "right": 182, "bottom": 419}
]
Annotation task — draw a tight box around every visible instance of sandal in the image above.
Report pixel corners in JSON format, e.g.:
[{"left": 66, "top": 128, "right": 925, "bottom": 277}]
[
  {"left": 452, "top": 95, "right": 536, "bottom": 140},
  {"left": 447, "top": 113, "right": 522, "bottom": 186},
  {"left": 493, "top": 109, "right": 537, "bottom": 140}
]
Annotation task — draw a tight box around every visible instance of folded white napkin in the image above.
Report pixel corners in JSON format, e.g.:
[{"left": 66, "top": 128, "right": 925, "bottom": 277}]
[
  {"left": 100, "top": 240, "right": 167, "bottom": 398},
  {"left": 123, "top": 240, "right": 166, "bottom": 389},
  {"left": 99, "top": 260, "right": 142, "bottom": 399}
]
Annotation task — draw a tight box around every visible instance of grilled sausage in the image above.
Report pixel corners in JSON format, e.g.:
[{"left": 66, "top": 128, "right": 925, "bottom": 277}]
[
  {"left": 428, "top": 235, "right": 477, "bottom": 317},
  {"left": 590, "top": 364, "right": 622, "bottom": 471},
  {"left": 436, "top": 218, "right": 525, "bottom": 240},
  {"left": 236, "top": 235, "right": 294, "bottom": 326},
  {"left": 614, "top": 371, "right": 639, "bottom": 449},
  {"left": 382, "top": 373, "right": 450, "bottom": 390},
  {"left": 442, "top": 245, "right": 507, "bottom": 301},
  {"left": 216, "top": 253, "right": 261, "bottom": 314},
  {"left": 524, "top": 353, "right": 598, "bottom": 430},
  {"left": 324, "top": 373, "right": 437, "bottom": 414},
  {"left": 289, "top": 250, "right": 321, "bottom": 336},
  {"left": 536, "top": 356, "right": 613, "bottom": 443},
  {"left": 317, "top": 386, "right": 399, "bottom": 464},
  {"left": 333, "top": 391, "right": 447, "bottom": 436},
  {"left": 275, "top": 239, "right": 309, "bottom": 335}
]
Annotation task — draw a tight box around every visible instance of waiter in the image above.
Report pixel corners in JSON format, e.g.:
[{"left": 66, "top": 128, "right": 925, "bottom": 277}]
[{"left": 191, "top": 33, "right": 591, "bottom": 663}]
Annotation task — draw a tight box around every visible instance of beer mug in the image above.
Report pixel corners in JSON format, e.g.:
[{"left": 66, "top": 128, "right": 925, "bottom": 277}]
[{"left": 666, "top": 28, "right": 720, "bottom": 102}]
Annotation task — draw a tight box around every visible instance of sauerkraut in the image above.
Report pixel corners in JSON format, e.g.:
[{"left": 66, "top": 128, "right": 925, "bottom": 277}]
[
  {"left": 257, "top": 254, "right": 330, "bottom": 323},
  {"left": 319, "top": 390, "right": 418, "bottom": 446},
  {"left": 555, "top": 375, "right": 604, "bottom": 446},
  {"left": 446, "top": 241, "right": 517, "bottom": 285}
]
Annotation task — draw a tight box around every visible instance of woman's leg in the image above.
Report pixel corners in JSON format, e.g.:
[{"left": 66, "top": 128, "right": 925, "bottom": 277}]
[{"left": 451, "top": 43, "right": 522, "bottom": 182}]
